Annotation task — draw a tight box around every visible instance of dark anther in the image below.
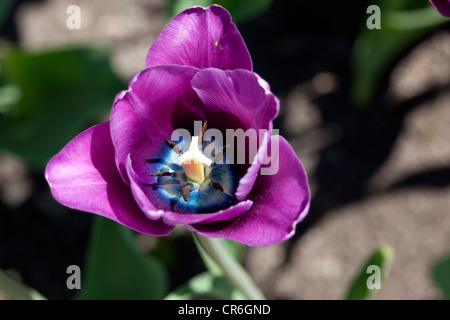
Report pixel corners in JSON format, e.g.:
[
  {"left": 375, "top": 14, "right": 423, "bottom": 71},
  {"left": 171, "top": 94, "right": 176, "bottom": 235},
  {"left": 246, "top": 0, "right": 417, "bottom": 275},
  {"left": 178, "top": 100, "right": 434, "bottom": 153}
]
[
  {"left": 182, "top": 185, "right": 192, "bottom": 202},
  {"left": 199, "top": 120, "right": 208, "bottom": 145},
  {"left": 165, "top": 139, "right": 181, "bottom": 154},
  {"left": 149, "top": 172, "right": 172, "bottom": 177},
  {"left": 212, "top": 145, "right": 229, "bottom": 163},
  {"left": 211, "top": 181, "right": 224, "bottom": 192}
]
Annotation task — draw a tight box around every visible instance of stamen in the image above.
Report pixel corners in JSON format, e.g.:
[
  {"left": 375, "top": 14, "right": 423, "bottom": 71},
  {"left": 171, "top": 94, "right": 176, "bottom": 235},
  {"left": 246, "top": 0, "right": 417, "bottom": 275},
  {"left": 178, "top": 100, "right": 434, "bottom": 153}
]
[
  {"left": 199, "top": 120, "right": 207, "bottom": 145},
  {"left": 212, "top": 145, "right": 229, "bottom": 163},
  {"left": 211, "top": 181, "right": 224, "bottom": 192},
  {"left": 165, "top": 139, "right": 181, "bottom": 154},
  {"left": 182, "top": 185, "right": 192, "bottom": 202},
  {"left": 149, "top": 172, "right": 172, "bottom": 177}
]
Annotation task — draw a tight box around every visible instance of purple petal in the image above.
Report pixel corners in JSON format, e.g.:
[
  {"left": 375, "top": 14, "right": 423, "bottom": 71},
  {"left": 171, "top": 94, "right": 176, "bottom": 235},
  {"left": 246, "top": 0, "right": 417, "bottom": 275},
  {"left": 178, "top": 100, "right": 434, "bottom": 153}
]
[
  {"left": 191, "top": 68, "right": 280, "bottom": 200},
  {"left": 110, "top": 65, "right": 203, "bottom": 185},
  {"left": 145, "top": 5, "right": 252, "bottom": 70},
  {"left": 234, "top": 125, "right": 271, "bottom": 201},
  {"left": 190, "top": 136, "right": 310, "bottom": 246},
  {"left": 125, "top": 153, "right": 163, "bottom": 221},
  {"left": 45, "top": 122, "right": 174, "bottom": 236},
  {"left": 429, "top": 0, "right": 450, "bottom": 16},
  {"left": 192, "top": 68, "right": 278, "bottom": 130},
  {"left": 162, "top": 200, "right": 253, "bottom": 225}
]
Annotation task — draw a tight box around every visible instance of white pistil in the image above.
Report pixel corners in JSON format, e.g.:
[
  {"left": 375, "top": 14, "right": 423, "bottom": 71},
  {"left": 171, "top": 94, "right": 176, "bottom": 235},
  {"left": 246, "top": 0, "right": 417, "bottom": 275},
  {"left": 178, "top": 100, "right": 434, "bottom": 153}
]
[{"left": 177, "top": 136, "right": 212, "bottom": 183}]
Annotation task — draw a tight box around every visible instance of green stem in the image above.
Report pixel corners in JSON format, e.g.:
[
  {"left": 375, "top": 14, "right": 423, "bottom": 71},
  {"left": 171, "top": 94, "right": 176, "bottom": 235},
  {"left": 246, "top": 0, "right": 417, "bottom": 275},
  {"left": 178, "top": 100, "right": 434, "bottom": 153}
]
[
  {"left": 0, "top": 268, "right": 46, "bottom": 300},
  {"left": 193, "top": 233, "right": 265, "bottom": 300}
]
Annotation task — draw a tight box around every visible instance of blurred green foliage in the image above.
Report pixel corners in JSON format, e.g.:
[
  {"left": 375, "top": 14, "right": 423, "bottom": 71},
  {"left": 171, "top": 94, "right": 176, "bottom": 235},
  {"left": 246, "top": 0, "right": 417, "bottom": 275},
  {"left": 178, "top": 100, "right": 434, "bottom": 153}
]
[
  {"left": 167, "top": 0, "right": 273, "bottom": 24},
  {"left": 195, "top": 236, "right": 245, "bottom": 277},
  {"left": 76, "top": 216, "right": 169, "bottom": 300},
  {"left": 351, "top": 0, "right": 448, "bottom": 108},
  {"left": 159, "top": 235, "right": 246, "bottom": 299},
  {"left": 77, "top": 216, "right": 247, "bottom": 300},
  {"left": 165, "top": 272, "right": 245, "bottom": 300},
  {"left": 0, "top": 46, "right": 125, "bottom": 171},
  {"left": 345, "top": 245, "right": 394, "bottom": 300},
  {"left": 431, "top": 255, "right": 450, "bottom": 299},
  {"left": 0, "top": 267, "right": 46, "bottom": 300}
]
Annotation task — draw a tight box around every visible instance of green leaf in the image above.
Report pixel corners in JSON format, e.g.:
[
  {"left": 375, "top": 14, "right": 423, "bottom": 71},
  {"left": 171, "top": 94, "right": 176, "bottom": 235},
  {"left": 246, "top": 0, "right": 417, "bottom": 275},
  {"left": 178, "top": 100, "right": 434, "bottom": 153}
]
[
  {"left": 0, "top": 84, "right": 21, "bottom": 114},
  {"left": 167, "top": 0, "right": 211, "bottom": 19},
  {"left": 351, "top": 2, "right": 448, "bottom": 108},
  {"left": 76, "top": 216, "right": 168, "bottom": 300},
  {"left": 431, "top": 255, "right": 450, "bottom": 299},
  {"left": 0, "top": 46, "right": 125, "bottom": 171},
  {"left": 0, "top": 268, "right": 46, "bottom": 300},
  {"left": 344, "top": 245, "right": 394, "bottom": 300},
  {"left": 167, "top": 0, "right": 272, "bottom": 24},
  {"left": 215, "top": 0, "right": 273, "bottom": 24},
  {"left": 165, "top": 272, "right": 245, "bottom": 300}
]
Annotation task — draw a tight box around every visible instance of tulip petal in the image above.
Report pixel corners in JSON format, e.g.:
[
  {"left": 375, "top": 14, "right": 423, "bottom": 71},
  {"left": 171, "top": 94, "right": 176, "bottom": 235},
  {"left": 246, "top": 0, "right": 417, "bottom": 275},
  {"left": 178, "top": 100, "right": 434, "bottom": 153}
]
[
  {"left": 191, "top": 68, "right": 279, "bottom": 201},
  {"left": 145, "top": 5, "right": 252, "bottom": 71},
  {"left": 190, "top": 136, "right": 310, "bottom": 246},
  {"left": 110, "top": 65, "right": 203, "bottom": 185},
  {"left": 192, "top": 68, "right": 278, "bottom": 131},
  {"left": 45, "top": 122, "right": 173, "bottom": 236},
  {"left": 163, "top": 200, "right": 253, "bottom": 225},
  {"left": 429, "top": 0, "right": 450, "bottom": 16}
]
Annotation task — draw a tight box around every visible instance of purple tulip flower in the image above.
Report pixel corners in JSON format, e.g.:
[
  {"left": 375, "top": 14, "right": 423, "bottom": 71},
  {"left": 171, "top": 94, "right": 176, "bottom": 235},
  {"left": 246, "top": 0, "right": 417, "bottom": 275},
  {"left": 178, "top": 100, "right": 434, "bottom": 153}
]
[
  {"left": 429, "top": 0, "right": 450, "bottom": 16},
  {"left": 45, "top": 5, "right": 310, "bottom": 246}
]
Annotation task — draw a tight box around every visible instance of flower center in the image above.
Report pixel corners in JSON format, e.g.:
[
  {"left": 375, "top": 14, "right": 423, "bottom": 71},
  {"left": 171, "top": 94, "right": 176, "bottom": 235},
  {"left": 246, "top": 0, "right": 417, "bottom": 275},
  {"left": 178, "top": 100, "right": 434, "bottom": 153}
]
[
  {"left": 177, "top": 136, "right": 212, "bottom": 183},
  {"left": 147, "top": 121, "right": 238, "bottom": 213}
]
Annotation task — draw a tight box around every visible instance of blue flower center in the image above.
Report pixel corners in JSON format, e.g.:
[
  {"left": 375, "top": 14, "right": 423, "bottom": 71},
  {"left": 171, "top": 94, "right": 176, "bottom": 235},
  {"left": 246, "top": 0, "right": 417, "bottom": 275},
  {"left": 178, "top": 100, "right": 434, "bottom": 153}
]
[{"left": 148, "top": 123, "right": 238, "bottom": 214}]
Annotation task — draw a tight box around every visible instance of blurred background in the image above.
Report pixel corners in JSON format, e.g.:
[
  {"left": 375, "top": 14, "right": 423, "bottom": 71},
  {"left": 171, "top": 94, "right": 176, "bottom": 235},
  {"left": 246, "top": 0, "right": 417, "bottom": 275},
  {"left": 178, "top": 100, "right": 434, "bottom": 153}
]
[{"left": 0, "top": 0, "right": 450, "bottom": 300}]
